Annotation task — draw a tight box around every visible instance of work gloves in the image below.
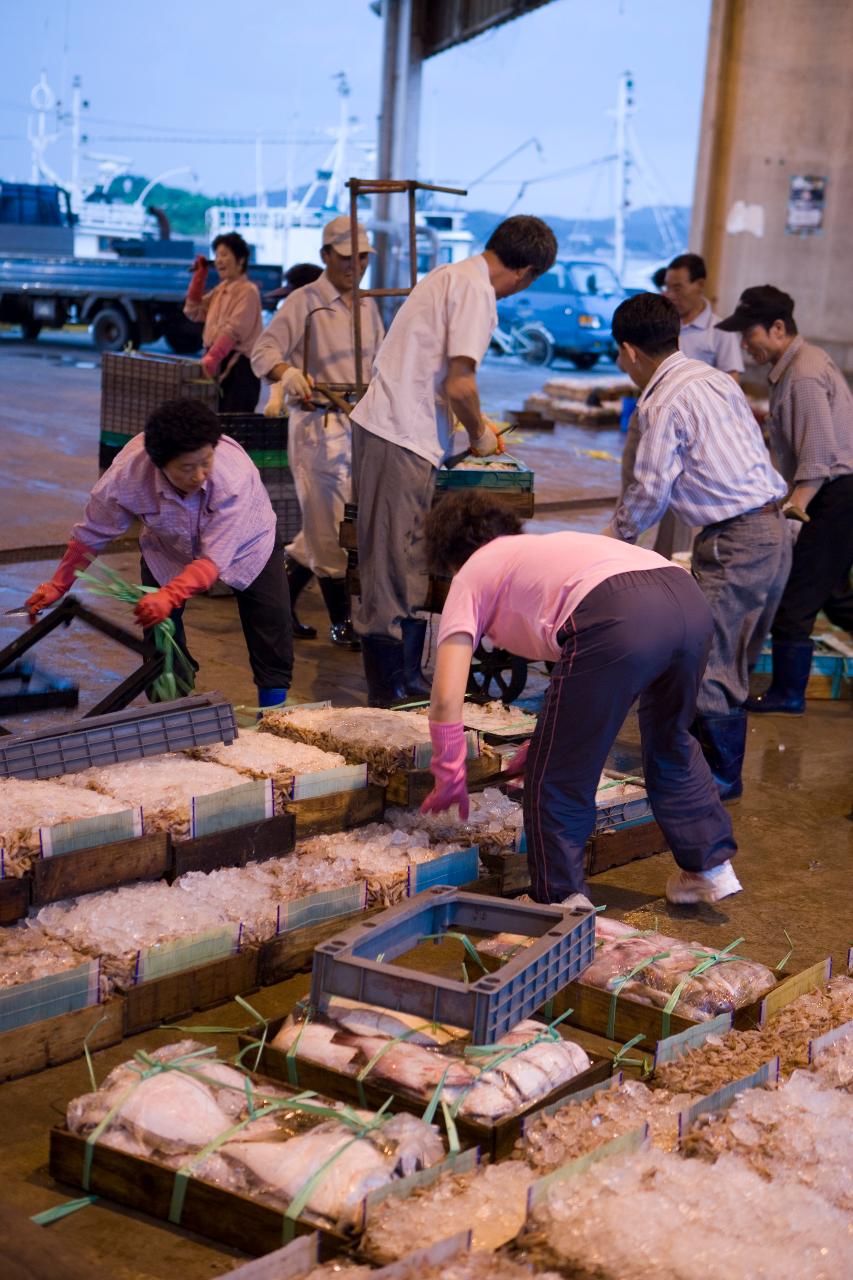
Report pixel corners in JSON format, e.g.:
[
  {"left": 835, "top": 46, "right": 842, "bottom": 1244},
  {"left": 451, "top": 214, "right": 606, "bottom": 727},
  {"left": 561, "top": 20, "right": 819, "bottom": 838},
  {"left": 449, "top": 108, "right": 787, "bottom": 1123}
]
[
  {"left": 200, "top": 333, "right": 234, "bottom": 379},
  {"left": 263, "top": 381, "right": 286, "bottom": 418},
  {"left": 469, "top": 419, "right": 506, "bottom": 458},
  {"left": 420, "top": 721, "right": 470, "bottom": 819},
  {"left": 133, "top": 557, "right": 219, "bottom": 628},
  {"left": 26, "top": 539, "right": 96, "bottom": 622},
  {"left": 280, "top": 367, "right": 315, "bottom": 403},
  {"left": 187, "top": 255, "right": 209, "bottom": 304}
]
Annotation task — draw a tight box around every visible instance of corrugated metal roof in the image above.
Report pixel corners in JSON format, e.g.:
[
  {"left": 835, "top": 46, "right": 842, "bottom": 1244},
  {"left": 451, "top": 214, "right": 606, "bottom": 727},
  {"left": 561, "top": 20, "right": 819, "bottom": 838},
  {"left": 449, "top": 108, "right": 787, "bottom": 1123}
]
[{"left": 418, "top": 0, "right": 554, "bottom": 58}]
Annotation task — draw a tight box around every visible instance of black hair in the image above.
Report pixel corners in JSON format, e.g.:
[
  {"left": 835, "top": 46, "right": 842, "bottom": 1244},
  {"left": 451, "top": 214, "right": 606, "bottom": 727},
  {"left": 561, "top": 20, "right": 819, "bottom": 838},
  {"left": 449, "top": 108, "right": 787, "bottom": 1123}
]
[
  {"left": 667, "top": 252, "right": 706, "bottom": 282},
  {"left": 285, "top": 262, "right": 323, "bottom": 289},
  {"left": 651, "top": 266, "right": 667, "bottom": 291},
  {"left": 612, "top": 293, "right": 680, "bottom": 357},
  {"left": 485, "top": 216, "right": 558, "bottom": 276},
  {"left": 425, "top": 492, "right": 524, "bottom": 574},
  {"left": 144, "top": 399, "right": 224, "bottom": 469},
  {"left": 212, "top": 231, "right": 251, "bottom": 273}
]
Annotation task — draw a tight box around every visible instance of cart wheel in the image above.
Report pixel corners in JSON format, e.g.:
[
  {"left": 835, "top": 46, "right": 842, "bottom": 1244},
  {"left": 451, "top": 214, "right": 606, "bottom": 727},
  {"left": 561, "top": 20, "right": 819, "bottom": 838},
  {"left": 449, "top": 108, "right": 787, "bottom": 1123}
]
[{"left": 467, "top": 642, "right": 529, "bottom": 704}]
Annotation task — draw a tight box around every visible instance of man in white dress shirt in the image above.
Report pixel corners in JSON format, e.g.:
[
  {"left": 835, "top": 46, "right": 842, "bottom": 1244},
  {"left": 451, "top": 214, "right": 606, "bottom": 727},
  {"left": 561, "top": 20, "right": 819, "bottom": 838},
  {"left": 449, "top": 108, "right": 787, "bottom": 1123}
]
[{"left": 349, "top": 215, "right": 557, "bottom": 706}]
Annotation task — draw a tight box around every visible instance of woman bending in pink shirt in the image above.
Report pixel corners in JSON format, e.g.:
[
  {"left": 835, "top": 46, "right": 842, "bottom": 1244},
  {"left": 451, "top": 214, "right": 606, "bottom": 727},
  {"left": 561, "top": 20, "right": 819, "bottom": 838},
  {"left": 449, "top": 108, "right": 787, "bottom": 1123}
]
[
  {"left": 185, "top": 232, "right": 263, "bottom": 413},
  {"left": 421, "top": 492, "right": 742, "bottom": 907}
]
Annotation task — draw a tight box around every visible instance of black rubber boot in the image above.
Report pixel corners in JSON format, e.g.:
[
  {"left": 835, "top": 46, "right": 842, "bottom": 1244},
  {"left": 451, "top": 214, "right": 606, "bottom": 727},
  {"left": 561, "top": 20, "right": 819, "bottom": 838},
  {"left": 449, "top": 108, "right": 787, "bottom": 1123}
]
[
  {"left": 401, "top": 617, "right": 431, "bottom": 699},
  {"left": 284, "top": 555, "right": 317, "bottom": 640},
  {"left": 692, "top": 709, "right": 747, "bottom": 802},
  {"left": 361, "top": 635, "right": 407, "bottom": 707},
  {"left": 318, "top": 577, "right": 361, "bottom": 650},
  {"left": 745, "top": 640, "right": 813, "bottom": 715}
]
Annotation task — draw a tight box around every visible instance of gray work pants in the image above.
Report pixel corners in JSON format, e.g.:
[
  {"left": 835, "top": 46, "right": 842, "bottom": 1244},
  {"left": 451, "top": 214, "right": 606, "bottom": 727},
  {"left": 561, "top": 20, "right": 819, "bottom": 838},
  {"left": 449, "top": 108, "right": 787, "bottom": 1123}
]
[
  {"left": 351, "top": 424, "right": 436, "bottom": 639},
  {"left": 692, "top": 506, "right": 792, "bottom": 714},
  {"left": 621, "top": 412, "right": 695, "bottom": 558}
]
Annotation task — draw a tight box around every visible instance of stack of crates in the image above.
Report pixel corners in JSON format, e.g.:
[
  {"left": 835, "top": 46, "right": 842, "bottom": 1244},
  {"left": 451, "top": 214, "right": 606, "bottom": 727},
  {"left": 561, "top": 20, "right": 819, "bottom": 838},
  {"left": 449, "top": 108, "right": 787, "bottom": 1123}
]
[
  {"left": 219, "top": 413, "right": 302, "bottom": 546},
  {"left": 99, "top": 352, "right": 218, "bottom": 470}
]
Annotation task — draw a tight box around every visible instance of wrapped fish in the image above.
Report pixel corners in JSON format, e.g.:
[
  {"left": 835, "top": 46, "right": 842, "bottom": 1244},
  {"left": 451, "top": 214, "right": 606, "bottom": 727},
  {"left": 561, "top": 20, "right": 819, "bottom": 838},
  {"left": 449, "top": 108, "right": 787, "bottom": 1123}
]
[
  {"left": 188, "top": 733, "right": 346, "bottom": 810},
  {"left": 58, "top": 754, "right": 248, "bottom": 839},
  {"left": 66, "top": 1040, "right": 445, "bottom": 1231},
  {"left": 0, "top": 777, "right": 135, "bottom": 876},
  {"left": 271, "top": 1006, "right": 591, "bottom": 1122},
  {"left": 582, "top": 917, "right": 776, "bottom": 1020}
]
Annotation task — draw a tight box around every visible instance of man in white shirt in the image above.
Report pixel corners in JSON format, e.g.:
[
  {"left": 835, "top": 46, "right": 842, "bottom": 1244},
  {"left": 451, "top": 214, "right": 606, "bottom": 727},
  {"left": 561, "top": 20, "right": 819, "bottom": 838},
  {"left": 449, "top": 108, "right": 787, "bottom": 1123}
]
[
  {"left": 251, "top": 218, "right": 384, "bottom": 649},
  {"left": 621, "top": 253, "right": 745, "bottom": 559},
  {"left": 350, "top": 215, "right": 557, "bottom": 706}
]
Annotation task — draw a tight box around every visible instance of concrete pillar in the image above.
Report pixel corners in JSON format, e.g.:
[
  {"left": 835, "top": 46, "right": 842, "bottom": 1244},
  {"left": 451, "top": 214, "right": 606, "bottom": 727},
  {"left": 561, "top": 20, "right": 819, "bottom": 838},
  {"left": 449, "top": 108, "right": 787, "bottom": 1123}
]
[
  {"left": 691, "top": 0, "right": 853, "bottom": 371},
  {"left": 374, "top": 0, "right": 424, "bottom": 290}
]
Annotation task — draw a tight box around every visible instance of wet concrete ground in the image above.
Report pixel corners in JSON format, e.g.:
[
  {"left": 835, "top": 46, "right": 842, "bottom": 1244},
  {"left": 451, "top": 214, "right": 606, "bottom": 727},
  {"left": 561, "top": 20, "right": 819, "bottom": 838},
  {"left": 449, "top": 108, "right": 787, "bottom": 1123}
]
[{"left": 0, "top": 330, "right": 850, "bottom": 1279}]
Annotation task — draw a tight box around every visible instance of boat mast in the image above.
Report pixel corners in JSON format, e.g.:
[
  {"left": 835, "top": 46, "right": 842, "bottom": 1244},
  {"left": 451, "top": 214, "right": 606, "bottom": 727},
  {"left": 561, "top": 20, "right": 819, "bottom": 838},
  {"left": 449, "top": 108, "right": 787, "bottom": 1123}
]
[{"left": 613, "top": 70, "right": 634, "bottom": 285}]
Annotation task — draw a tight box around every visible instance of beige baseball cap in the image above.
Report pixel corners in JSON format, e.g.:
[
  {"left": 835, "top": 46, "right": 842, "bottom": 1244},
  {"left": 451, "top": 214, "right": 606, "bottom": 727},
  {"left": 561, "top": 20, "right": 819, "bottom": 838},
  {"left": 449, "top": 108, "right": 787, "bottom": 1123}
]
[{"left": 322, "top": 215, "right": 375, "bottom": 256}]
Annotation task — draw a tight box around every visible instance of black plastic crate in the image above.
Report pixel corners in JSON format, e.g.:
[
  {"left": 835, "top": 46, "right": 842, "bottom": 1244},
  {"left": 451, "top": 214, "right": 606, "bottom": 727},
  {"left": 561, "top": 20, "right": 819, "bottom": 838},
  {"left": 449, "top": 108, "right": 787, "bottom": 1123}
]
[
  {"left": 0, "top": 694, "right": 237, "bottom": 781},
  {"left": 218, "top": 413, "right": 289, "bottom": 459}
]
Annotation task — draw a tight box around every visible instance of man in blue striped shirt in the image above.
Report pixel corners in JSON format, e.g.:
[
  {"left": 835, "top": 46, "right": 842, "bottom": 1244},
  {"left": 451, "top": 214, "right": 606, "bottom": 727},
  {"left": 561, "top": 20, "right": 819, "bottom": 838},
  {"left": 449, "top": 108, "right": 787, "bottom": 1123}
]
[{"left": 606, "top": 293, "right": 790, "bottom": 804}]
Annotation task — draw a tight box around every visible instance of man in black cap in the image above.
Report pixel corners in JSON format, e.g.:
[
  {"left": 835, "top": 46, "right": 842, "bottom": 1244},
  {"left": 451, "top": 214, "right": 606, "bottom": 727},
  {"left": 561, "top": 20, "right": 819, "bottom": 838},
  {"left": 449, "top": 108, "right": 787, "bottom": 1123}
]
[{"left": 717, "top": 286, "right": 853, "bottom": 713}]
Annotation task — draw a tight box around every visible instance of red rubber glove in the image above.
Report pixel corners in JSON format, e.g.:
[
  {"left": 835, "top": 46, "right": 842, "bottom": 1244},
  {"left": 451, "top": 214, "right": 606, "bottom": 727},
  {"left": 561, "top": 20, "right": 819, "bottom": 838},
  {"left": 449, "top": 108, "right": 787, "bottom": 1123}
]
[
  {"left": 502, "top": 739, "right": 530, "bottom": 779},
  {"left": 187, "top": 255, "right": 209, "bottom": 304},
  {"left": 134, "top": 557, "right": 219, "bottom": 628},
  {"left": 26, "top": 539, "right": 96, "bottom": 622},
  {"left": 420, "top": 721, "right": 470, "bottom": 819},
  {"left": 200, "top": 332, "right": 234, "bottom": 378}
]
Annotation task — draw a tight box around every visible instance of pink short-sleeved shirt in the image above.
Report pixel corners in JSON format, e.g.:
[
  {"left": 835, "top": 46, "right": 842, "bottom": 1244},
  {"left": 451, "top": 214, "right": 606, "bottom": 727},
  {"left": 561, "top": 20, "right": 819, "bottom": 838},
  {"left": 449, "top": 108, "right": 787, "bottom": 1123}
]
[{"left": 437, "top": 533, "right": 674, "bottom": 661}]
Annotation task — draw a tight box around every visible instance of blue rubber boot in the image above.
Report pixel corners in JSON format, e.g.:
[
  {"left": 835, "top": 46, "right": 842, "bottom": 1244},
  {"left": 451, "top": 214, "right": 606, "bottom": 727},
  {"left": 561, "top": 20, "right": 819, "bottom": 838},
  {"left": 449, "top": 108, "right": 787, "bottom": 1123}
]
[
  {"left": 256, "top": 687, "right": 288, "bottom": 720},
  {"left": 745, "top": 640, "right": 813, "bottom": 715},
  {"left": 692, "top": 709, "right": 747, "bottom": 802}
]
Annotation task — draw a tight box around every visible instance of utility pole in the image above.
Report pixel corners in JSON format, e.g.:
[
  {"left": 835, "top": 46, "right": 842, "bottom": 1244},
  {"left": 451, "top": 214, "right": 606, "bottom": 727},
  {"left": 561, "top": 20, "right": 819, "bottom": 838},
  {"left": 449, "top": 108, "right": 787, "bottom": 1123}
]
[{"left": 613, "top": 70, "right": 634, "bottom": 284}]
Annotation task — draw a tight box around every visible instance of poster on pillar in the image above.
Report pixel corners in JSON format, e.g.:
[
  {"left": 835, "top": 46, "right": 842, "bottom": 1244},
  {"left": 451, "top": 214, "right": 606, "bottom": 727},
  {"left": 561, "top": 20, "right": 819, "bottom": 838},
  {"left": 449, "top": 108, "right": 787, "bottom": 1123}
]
[{"left": 785, "top": 175, "right": 827, "bottom": 236}]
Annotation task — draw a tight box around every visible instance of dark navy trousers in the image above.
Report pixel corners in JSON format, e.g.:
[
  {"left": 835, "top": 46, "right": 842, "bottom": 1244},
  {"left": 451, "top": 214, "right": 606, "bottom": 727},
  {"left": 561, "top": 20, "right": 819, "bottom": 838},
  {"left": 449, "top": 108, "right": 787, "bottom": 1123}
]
[{"left": 524, "top": 567, "right": 736, "bottom": 902}]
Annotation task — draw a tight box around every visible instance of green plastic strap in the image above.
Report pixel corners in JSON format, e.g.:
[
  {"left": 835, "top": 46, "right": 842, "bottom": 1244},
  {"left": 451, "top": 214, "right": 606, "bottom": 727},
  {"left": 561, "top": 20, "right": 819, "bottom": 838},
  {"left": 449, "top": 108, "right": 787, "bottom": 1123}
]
[
  {"left": 606, "top": 952, "right": 671, "bottom": 1040},
  {"left": 441, "top": 1099, "right": 460, "bottom": 1154},
  {"left": 422, "top": 1063, "right": 454, "bottom": 1126},
  {"left": 354, "top": 1021, "right": 438, "bottom": 1104},
  {"left": 776, "top": 929, "right": 795, "bottom": 972},
  {"left": 82, "top": 1012, "right": 111, "bottom": 1093},
  {"left": 610, "top": 1033, "right": 645, "bottom": 1068},
  {"left": 283, "top": 1102, "right": 393, "bottom": 1237},
  {"left": 284, "top": 1009, "right": 312, "bottom": 1087},
  {"left": 420, "top": 932, "right": 489, "bottom": 976},
  {"left": 31, "top": 1195, "right": 99, "bottom": 1226}
]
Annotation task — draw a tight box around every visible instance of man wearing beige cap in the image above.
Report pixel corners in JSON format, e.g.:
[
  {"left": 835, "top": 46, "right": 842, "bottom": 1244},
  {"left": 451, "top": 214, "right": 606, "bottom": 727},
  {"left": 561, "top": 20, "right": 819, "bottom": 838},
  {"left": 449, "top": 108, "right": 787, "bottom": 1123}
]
[{"left": 251, "top": 217, "right": 384, "bottom": 647}]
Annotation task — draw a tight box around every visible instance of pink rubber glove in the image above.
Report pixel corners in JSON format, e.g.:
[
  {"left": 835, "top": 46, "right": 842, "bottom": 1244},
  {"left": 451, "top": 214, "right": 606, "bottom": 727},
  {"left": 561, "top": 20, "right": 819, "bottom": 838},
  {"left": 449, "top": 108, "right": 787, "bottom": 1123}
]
[
  {"left": 420, "top": 721, "right": 469, "bottom": 819},
  {"left": 187, "top": 255, "right": 209, "bottom": 304},
  {"left": 200, "top": 333, "right": 234, "bottom": 378},
  {"left": 503, "top": 739, "right": 530, "bottom": 779},
  {"left": 26, "top": 539, "right": 96, "bottom": 622},
  {"left": 134, "top": 557, "right": 219, "bottom": 628}
]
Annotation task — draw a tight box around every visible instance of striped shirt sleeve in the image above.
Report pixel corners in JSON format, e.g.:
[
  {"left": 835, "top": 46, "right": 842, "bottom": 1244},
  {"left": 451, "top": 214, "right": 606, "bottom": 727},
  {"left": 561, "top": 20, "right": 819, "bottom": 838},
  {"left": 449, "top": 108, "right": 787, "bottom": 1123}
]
[{"left": 613, "top": 400, "right": 685, "bottom": 541}]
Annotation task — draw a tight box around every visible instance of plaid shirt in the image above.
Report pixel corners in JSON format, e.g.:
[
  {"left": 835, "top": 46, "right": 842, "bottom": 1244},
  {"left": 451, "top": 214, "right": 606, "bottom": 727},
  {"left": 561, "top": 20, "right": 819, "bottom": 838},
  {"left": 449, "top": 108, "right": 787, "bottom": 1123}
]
[
  {"left": 73, "top": 435, "right": 276, "bottom": 589},
  {"left": 767, "top": 336, "right": 853, "bottom": 486},
  {"left": 613, "top": 352, "right": 786, "bottom": 541}
]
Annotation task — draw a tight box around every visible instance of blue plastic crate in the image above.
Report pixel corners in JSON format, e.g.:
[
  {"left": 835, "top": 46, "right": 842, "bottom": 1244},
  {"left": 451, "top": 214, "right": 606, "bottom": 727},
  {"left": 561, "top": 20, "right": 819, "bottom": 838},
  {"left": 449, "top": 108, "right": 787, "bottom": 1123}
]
[
  {"left": 309, "top": 886, "right": 595, "bottom": 1044},
  {"left": 754, "top": 641, "right": 852, "bottom": 699}
]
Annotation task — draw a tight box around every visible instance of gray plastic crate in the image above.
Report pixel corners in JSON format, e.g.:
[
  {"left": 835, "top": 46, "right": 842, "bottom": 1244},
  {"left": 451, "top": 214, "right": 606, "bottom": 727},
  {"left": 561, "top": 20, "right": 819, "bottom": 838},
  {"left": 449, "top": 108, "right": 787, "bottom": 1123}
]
[
  {"left": 309, "top": 886, "right": 595, "bottom": 1044},
  {"left": 0, "top": 694, "right": 237, "bottom": 781}
]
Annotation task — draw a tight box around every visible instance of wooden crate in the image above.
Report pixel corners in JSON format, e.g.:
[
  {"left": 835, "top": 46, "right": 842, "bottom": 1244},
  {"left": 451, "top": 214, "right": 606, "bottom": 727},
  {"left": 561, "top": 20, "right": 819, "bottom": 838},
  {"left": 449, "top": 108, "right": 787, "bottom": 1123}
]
[
  {"left": 0, "top": 998, "right": 125, "bottom": 1084},
  {"left": 259, "top": 908, "right": 379, "bottom": 986},
  {"left": 239, "top": 1016, "right": 613, "bottom": 1161},
  {"left": 31, "top": 833, "right": 172, "bottom": 909},
  {"left": 49, "top": 1127, "right": 347, "bottom": 1257},
  {"left": 122, "top": 948, "right": 260, "bottom": 1035},
  {"left": 385, "top": 751, "right": 504, "bottom": 808},
  {"left": 285, "top": 783, "right": 385, "bottom": 839},
  {"left": 478, "top": 818, "right": 670, "bottom": 898},
  {"left": 0, "top": 876, "right": 30, "bottom": 925},
  {"left": 171, "top": 813, "right": 295, "bottom": 878}
]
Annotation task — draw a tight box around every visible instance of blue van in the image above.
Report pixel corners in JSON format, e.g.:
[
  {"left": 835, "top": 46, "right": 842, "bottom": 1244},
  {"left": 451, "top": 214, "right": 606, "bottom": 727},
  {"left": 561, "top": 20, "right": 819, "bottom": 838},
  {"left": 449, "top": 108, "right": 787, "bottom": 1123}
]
[{"left": 497, "top": 258, "right": 623, "bottom": 369}]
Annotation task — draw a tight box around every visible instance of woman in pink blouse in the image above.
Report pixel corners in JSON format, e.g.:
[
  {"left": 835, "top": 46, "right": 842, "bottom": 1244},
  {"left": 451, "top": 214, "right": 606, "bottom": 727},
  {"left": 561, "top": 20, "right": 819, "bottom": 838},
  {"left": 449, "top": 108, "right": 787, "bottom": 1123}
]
[
  {"left": 420, "top": 492, "right": 742, "bottom": 908},
  {"left": 184, "top": 232, "right": 263, "bottom": 413}
]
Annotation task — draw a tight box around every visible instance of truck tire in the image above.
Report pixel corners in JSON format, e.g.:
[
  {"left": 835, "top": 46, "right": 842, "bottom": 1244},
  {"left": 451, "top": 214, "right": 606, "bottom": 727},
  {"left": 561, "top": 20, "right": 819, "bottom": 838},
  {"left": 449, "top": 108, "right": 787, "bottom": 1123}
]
[
  {"left": 570, "top": 353, "right": 599, "bottom": 370},
  {"left": 20, "top": 319, "right": 42, "bottom": 341},
  {"left": 90, "top": 306, "right": 134, "bottom": 353}
]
